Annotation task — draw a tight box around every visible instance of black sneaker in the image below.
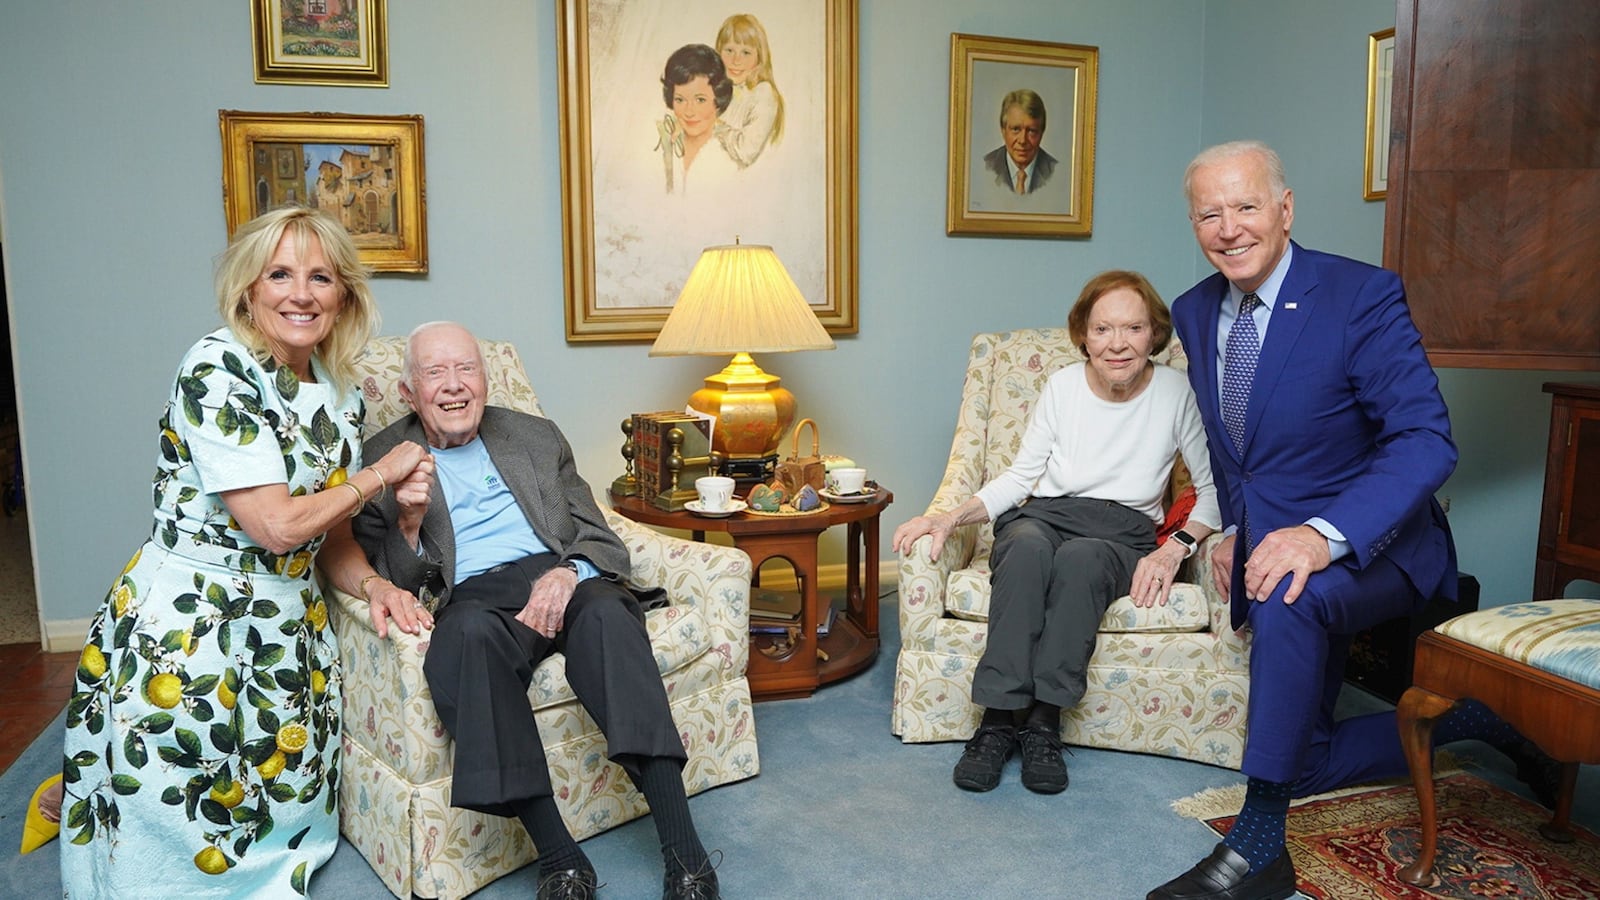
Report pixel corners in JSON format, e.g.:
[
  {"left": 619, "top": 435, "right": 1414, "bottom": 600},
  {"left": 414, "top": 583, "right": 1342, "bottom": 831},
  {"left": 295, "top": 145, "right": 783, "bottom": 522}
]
[
  {"left": 953, "top": 724, "right": 1016, "bottom": 791},
  {"left": 1017, "top": 724, "right": 1068, "bottom": 794}
]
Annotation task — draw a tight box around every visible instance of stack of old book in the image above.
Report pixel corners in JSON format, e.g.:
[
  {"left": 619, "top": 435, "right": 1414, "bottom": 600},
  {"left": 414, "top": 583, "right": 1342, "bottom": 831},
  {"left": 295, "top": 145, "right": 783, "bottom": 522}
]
[
  {"left": 631, "top": 410, "right": 713, "bottom": 500},
  {"left": 749, "top": 590, "right": 837, "bottom": 635}
]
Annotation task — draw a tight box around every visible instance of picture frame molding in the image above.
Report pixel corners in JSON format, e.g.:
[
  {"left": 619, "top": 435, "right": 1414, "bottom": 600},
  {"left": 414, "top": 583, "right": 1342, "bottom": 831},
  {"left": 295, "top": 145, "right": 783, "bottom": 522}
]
[
  {"left": 556, "top": 0, "right": 859, "bottom": 343},
  {"left": 251, "top": 0, "right": 389, "bottom": 88},
  {"left": 946, "top": 32, "right": 1099, "bottom": 238},
  {"left": 218, "top": 110, "right": 428, "bottom": 273},
  {"left": 1365, "top": 27, "right": 1396, "bottom": 201}
]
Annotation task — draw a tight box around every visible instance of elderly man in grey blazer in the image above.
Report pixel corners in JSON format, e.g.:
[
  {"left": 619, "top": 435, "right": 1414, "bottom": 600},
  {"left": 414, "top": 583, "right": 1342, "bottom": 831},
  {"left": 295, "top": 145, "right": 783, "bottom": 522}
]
[{"left": 352, "top": 321, "right": 719, "bottom": 900}]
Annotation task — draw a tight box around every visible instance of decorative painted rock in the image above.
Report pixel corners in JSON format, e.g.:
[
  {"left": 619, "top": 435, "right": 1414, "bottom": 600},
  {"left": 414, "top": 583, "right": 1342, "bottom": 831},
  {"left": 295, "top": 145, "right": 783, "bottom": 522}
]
[
  {"left": 793, "top": 484, "right": 822, "bottom": 511},
  {"left": 747, "top": 482, "right": 787, "bottom": 512}
]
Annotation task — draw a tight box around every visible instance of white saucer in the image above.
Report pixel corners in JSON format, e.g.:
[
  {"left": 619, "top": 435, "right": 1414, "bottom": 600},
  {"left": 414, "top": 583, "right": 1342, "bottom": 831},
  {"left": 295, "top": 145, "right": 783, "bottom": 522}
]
[
  {"left": 821, "top": 488, "right": 876, "bottom": 504},
  {"left": 685, "top": 499, "right": 747, "bottom": 518}
]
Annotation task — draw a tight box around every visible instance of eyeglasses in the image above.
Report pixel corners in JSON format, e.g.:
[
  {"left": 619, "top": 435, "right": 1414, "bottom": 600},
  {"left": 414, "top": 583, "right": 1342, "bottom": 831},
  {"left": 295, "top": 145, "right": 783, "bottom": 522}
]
[{"left": 415, "top": 363, "right": 479, "bottom": 385}]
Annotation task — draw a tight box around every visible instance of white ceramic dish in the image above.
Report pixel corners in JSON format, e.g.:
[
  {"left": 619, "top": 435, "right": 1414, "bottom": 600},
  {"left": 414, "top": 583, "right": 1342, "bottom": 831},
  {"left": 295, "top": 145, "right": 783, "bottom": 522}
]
[
  {"left": 685, "top": 499, "right": 747, "bottom": 518},
  {"left": 820, "top": 488, "right": 877, "bottom": 504}
]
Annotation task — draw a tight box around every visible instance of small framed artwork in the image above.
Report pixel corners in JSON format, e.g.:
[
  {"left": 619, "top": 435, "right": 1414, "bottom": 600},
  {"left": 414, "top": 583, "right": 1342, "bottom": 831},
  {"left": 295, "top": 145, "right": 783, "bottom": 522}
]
[
  {"left": 947, "top": 33, "right": 1098, "bottom": 238},
  {"left": 1364, "top": 27, "right": 1395, "bottom": 201},
  {"left": 556, "top": 0, "right": 858, "bottom": 342},
  {"left": 251, "top": 0, "right": 389, "bottom": 88},
  {"left": 218, "top": 110, "right": 427, "bottom": 273}
]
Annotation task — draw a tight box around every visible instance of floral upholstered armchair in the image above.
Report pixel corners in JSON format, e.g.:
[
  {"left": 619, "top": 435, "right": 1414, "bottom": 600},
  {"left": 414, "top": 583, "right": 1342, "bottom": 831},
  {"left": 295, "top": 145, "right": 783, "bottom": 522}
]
[
  {"left": 892, "top": 327, "right": 1250, "bottom": 768},
  {"left": 330, "top": 337, "right": 760, "bottom": 899}
]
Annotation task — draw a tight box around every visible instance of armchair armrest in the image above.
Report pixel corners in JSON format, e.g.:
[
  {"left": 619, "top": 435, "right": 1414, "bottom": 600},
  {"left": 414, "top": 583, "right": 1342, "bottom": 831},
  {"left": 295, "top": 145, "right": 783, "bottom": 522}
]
[
  {"left": 606, "top": 512, "right": 754, "bottom": 674},
  {"left": 897, "top": 469, "right": 981, "bottom": 648}
]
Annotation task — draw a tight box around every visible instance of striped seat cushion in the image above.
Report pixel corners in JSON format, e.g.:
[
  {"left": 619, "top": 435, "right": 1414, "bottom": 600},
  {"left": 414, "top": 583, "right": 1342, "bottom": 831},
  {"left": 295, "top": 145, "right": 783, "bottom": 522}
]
[{"left": 1436, "top": 598, "right": 1600, "bottom": 690}]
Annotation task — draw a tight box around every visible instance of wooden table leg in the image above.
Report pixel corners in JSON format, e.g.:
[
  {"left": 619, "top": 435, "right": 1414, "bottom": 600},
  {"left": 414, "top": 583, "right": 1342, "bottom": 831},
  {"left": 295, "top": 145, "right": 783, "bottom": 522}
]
[{"left": 1397, "top": 685, "right": 1457, "bottom": 887}]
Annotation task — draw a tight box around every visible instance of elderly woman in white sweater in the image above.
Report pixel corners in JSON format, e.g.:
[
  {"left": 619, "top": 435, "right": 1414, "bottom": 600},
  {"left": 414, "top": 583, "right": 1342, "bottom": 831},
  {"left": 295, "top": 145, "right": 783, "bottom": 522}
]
[{"left": 892, "top": 270, "right": 1220, "bottom": 796}]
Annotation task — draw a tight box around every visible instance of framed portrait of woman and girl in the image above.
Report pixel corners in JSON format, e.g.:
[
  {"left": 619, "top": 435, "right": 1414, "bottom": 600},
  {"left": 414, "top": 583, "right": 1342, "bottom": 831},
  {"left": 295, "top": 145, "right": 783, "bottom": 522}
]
[{"left": 557, "top": 0, "right": 858, "bottom": 342}]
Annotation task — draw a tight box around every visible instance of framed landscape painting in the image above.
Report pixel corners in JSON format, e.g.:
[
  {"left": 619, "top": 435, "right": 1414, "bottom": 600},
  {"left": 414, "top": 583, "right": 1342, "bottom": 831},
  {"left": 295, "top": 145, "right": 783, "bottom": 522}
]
[
  {"left": 556, "top": 0, "right": 858, "bottom": 342},
  {"left": 219, "top": 110, "right": 427, "bottom": 272},
  {"left": 252, "top": 0, "right": 389, "bottom": 87}
]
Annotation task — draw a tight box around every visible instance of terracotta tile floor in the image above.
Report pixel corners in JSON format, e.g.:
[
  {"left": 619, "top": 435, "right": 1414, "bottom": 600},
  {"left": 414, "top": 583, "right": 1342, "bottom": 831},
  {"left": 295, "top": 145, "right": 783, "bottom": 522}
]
[{"left": 0, "top": 642, "right": 77, "bottom": 775}]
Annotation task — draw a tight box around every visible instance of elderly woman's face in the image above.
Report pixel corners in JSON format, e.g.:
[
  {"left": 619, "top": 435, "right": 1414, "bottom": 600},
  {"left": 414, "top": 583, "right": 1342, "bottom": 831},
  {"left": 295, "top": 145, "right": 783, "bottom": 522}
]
[
  {"left": 248, "top": 230, "right": 343, "bottom": 379},
  {"left": 1082, "top": 287, "right": 1155, "bottom": 400},
  {"left": 672, "top": 75, "right": 718, "bottom": 140}
]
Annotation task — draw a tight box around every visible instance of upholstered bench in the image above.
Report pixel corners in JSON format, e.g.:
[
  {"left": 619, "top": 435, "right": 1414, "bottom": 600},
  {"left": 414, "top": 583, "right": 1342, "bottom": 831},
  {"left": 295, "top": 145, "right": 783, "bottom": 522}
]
[{"left": 1396, "top": 598, "right": 1600, "bottom": 886}]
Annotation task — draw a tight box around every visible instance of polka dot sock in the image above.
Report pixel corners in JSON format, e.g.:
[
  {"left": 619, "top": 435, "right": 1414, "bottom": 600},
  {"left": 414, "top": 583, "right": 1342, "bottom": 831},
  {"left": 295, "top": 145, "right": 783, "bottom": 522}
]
[
  {"left": 1433, "top": 697, "right": 1517, "bottom": 746},
  {"left": 1223, "top": 777, "right": 1292, "bottom": 875}
]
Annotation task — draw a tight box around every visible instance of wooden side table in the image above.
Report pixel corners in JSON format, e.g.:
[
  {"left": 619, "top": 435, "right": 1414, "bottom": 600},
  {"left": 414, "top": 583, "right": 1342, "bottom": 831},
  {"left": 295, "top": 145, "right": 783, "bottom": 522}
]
[
  {"left": 1534, "top": 383, "right": 1600, "bottom": 598},
  {"left": 610, "top": 487, "right": 892, "bottom": 700}
]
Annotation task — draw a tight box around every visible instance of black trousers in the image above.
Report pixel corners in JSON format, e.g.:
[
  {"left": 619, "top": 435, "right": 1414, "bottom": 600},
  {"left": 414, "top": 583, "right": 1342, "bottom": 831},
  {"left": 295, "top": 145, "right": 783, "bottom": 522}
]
[
  {"left": 422, "top": 553, "right": 686, "bottom": 817},
  {"left": 972, "top": 497, "right": 1156, "bottom": 711}
]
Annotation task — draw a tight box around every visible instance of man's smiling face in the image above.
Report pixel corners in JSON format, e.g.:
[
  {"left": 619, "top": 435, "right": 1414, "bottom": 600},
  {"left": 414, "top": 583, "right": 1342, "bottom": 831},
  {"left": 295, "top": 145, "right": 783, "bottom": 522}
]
[{"left": 400, "top": 323, "right": 488, "bottom": 450}]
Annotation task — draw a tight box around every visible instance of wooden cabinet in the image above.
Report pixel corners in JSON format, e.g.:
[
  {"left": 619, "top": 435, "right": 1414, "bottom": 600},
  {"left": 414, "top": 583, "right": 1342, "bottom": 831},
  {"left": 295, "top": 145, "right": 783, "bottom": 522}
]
[
  {"left": 1533, "top": 384, "right": 1600, "bottom": 598},
  {"left": 1382, "top": 0, "right": 1600, "bottom": 370}
]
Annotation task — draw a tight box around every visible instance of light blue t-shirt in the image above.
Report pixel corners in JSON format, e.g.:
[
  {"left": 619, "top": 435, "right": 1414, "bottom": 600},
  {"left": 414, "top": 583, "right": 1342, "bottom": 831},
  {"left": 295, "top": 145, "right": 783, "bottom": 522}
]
[{"left": 433, "top": 438, "right": 598, "bottom": 583}]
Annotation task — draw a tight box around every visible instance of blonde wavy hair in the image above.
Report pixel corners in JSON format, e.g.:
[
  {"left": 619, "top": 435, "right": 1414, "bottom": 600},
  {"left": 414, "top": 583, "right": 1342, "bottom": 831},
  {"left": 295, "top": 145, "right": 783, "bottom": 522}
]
[{"left": 215, "top": 206, "right": 377, "bottom": 393}]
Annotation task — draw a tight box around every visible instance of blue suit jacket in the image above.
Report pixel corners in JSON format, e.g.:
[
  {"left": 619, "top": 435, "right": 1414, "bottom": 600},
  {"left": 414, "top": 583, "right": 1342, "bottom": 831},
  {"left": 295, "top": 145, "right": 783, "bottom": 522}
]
[{"left": 1171, "top": 243, "right": 1458, "bottom": 629}]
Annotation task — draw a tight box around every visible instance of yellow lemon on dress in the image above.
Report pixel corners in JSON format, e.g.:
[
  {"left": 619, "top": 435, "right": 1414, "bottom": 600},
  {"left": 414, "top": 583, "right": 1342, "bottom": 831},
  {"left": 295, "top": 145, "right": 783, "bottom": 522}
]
[
  {"left": 285, "top": 552, "right": 312, "bottom": 579},
  {"left": 181, "top": 629, "right": 200, "bottom": 656},
  {"left": 310, "top": 670, "right": 327, "bottom": 696},
  {"left": 258, "top": 750, "right": 287, "bottom": 780},
  {"left": 113, "top": 584, "right": 133, "bottom": 619},
  {"left": 146, "top": 673, "right": 183, "bottom": 709},
  {"left": 80, "top": 644, "right": 107, "bottom": 679},
  {"left": 217, "top": 679, "right": 237, "bottom": 711},
  {"left": 194, "top": 846, "right": 228, "bottom": 875},
  {"left": 306, "top": 600, "right": 328, "bottom": 632},
  {"left": 120, "top": 547, "right": 143, "bottom": 576},
  {"left": 276, "top": 722, "right": 309, "bottom": 754},
  {"left": 326, "top": 467, "right": 348, "bottom": 488},
  {"left": 209, "top": 780, "right": 245, "bottom": 809}
]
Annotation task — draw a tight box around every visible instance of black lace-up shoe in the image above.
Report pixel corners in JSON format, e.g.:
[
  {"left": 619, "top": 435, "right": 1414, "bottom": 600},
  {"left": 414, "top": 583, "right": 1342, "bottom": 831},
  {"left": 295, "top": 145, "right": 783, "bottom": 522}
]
[
  {"left": 663, "top": 853, "right": 721, "bottom": 899},
  {"left": 952, "top": 724, "right": 1016, "bottom": 791},
  {"left": 1017, "top": 724, "right": 1069, "bottom": 794},
  {"left": 537, "top": 865, "right": 600, "bottom": 900}
]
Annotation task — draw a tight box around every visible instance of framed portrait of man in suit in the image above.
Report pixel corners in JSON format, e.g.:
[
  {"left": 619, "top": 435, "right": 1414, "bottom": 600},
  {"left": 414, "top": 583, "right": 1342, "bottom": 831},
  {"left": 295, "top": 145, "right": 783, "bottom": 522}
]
[
  {"left": 557, "top": 0, "right": 858, "bottom": 342},
  {"left": 946, "top": 33, "right": 1098, "bottom": 238}
]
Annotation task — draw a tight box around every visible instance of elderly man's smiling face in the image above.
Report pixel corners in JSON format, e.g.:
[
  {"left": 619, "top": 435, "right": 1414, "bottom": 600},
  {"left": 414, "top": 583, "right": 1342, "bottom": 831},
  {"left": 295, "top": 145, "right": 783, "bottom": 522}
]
[{"left": 400, "top": 323, "right": 488, "bottom": 449}]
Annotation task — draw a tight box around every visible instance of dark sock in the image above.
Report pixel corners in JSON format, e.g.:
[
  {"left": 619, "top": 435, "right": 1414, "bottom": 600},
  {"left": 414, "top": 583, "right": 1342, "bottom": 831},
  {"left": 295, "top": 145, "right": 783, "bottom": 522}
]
[
  {"left": 1223, "top": 777, "right": 1292, "bottom": 875},
  {"left": 1024, "top": 701, "right": 1060, "bottom": 731},
  {"left": 1433, "top": 698, "right": 1519, "bottom": 747},
  {"left": 980, "top": 706, "right": 1015, "bottom": 730},
  {"left": 511, "top": 794, "right": 589, "bottom": 875},
  {"left": 630, "top": 756, "right": 708, "bottom": 873}
]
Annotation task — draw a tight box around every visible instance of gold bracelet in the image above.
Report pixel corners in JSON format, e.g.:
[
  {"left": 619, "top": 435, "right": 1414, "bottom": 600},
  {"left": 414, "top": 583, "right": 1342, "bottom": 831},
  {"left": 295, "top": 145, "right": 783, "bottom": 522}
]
[
  {"left": 369, "top": 466, "right": 388, "bottom": 498},
  {"left": 340, "top": 481, "right": 365, "bottom": 517},
  {"left": 358, "top": 573, "right": 383, "bottom": 602}
]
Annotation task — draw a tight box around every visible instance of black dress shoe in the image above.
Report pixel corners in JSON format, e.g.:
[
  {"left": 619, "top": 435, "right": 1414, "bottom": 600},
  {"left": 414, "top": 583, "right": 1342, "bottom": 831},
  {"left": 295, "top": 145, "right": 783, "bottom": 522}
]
[
  {"left": 663, "top": 856, "right": 721, "bottom": 899},
  {"left": 1502, "top": 736, "right": 1564, "bottom": 808},
  {"left": 953, "top": 724, "right": 1016, "bottom": 792},
  {"left": 537, "top": 865, "right": 600, "bottom": 900},
  {"left": 1017, "top": 724, "right": 1068, "bottom": 794},
  {"left": 1146, "top": 843, "right": 1296, "bottom": 900}
]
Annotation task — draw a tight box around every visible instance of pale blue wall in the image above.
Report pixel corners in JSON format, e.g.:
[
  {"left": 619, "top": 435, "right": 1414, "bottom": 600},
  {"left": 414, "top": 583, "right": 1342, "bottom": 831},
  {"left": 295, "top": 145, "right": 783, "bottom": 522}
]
[{"left": 0, "top": 2, "right": 1589, "bottom": 634}]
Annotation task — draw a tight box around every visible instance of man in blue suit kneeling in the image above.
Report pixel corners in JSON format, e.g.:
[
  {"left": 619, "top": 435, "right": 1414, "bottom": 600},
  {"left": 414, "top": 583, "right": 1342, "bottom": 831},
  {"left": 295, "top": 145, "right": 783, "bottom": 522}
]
[{"left": 1147, "top": 141, "right": 1556, "bottom": 900}]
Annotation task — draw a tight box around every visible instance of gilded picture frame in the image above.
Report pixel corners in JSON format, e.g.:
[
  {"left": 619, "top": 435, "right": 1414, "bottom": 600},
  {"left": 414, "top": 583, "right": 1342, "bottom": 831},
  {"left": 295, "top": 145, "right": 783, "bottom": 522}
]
[
  {"left": 1364, "top": 27, "right": 1395, "bottom": 201},
  {"left": 947, "top": 33, "right": 1098, "bottom": 238},
  {"left": 219, "top": 110, "right": 428, "bottom": 273},
  {"left": 251, "top": 0, "right": 389, "bottom": 88},
  {"left": 557, "top": 0, "right": 858, "bottom": 342}
]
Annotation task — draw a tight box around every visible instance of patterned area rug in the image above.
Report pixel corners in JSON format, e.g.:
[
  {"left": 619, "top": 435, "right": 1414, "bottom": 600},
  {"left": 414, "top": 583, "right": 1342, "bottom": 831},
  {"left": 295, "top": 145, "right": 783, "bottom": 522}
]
[{"left": 1202, "top": 773, "right": 1600, "bottom": 899}]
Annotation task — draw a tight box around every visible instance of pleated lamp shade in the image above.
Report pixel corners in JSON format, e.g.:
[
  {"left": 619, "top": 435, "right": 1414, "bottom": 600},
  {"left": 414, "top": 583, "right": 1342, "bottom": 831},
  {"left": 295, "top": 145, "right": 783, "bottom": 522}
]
[{"left": 649, "top": 243, "right": 835, "bottom": 473}]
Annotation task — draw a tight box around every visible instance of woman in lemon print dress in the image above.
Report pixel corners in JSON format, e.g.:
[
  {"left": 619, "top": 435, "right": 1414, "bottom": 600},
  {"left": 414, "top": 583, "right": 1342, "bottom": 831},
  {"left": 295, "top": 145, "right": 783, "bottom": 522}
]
[{"left": 54, "top": 207, "right": 433, "bottom": 897}]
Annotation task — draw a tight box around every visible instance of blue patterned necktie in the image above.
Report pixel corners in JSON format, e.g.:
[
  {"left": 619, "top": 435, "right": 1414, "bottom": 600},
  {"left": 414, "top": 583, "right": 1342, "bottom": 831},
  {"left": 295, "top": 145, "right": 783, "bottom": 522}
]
[{"left": 1221, "top": 292, "right": 1261, "bottom": 454}]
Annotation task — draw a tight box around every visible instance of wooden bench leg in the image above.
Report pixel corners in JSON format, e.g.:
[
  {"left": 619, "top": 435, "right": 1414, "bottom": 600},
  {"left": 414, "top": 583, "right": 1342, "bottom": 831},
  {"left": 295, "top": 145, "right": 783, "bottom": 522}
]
[
  {"left": 1397, "top": 685, "right": 1457, "bottom": 887},
  {"left": 1540, "top": 762, "right": 1581, "bottom": 843}
]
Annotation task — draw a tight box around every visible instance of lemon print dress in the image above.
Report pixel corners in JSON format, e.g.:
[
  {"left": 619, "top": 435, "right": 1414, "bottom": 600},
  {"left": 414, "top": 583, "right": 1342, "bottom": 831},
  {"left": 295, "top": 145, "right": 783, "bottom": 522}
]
[{"left": 61, "top": 328, "right": 359, "bottom": 898}]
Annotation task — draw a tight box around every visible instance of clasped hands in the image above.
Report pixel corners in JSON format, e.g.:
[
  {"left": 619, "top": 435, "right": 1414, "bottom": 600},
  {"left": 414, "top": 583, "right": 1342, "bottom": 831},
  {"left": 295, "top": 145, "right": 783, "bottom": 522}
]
[{"left": 1209, "top": 524, "right": 1331, "bottom": 604}]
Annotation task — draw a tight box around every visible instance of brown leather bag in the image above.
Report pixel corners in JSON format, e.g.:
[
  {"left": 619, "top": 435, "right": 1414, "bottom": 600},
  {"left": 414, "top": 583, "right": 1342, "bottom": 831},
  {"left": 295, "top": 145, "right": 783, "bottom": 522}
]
[{"left": 775, "top": 418, "right": 825, "bottom": 495}]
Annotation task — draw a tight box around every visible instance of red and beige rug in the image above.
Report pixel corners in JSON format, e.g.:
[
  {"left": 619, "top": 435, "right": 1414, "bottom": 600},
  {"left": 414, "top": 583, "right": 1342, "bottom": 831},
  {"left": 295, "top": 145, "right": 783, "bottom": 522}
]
[{"left": 1186, "top": 773, "right": 1600, "bottom": 899}]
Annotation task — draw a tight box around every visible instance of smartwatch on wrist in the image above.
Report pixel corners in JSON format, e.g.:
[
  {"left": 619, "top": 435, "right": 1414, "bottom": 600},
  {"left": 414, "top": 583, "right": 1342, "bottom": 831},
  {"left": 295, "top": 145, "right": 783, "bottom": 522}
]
[{"left": 1169, "top": 530, "right": 1198, "bottom": 559}]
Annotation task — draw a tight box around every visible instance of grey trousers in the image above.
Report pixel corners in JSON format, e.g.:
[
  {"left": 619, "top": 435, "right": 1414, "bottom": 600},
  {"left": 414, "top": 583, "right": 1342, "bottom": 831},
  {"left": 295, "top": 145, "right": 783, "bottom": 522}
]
[
  {"left": 422, "top": 553, "right": 686, "bottom": 817},
  {"left": 971, "top": 496, "right": 1157, "bottom": 711}
]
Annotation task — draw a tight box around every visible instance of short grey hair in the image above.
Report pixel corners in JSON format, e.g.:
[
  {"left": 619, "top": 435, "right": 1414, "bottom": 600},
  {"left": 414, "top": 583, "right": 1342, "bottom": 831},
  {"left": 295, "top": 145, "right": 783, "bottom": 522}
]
[
  {"left": 401, "top": 320, "right": 478, "bottom": 389},
  {"left": 1183, "top": 140, "right": 1288, "bottom": 206}
]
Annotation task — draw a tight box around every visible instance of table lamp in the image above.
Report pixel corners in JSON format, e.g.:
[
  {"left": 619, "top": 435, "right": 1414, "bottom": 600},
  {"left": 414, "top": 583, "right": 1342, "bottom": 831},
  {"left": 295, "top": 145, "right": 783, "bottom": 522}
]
[{"left": 649, "top": 241, "right": 835, "bottom": 482}]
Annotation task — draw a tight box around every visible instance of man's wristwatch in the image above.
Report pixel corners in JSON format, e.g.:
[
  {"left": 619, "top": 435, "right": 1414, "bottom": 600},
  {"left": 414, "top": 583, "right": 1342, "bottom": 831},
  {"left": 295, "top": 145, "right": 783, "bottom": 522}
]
[
  {"left": 1169, "top": 530, "right": 1199, "bottom": 559},
  {"left": 556, "top": 560, "right": 580, "bottom": 575}
]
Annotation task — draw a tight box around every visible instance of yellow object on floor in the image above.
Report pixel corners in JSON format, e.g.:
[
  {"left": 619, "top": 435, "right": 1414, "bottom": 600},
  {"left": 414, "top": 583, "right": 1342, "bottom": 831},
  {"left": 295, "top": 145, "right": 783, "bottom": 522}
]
[{"left": 20, "top": 772, "right": 61, "bottom": 854}]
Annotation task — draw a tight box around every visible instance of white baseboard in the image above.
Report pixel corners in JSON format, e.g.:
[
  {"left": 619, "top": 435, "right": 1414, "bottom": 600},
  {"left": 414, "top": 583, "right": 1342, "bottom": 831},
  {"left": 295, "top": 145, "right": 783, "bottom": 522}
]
[{"left": 44, "top": 617, "right": 93, "bottom": 653}]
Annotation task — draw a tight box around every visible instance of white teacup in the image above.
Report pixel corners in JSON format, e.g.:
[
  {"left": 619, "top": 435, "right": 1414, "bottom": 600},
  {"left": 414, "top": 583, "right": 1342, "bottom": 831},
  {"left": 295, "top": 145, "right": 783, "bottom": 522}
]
[
  {"left": 827, "top": 467, "right": 868, "bottom": 495},
  {"left": 695, "top": 475, "right": 736, "bottom": 511}
]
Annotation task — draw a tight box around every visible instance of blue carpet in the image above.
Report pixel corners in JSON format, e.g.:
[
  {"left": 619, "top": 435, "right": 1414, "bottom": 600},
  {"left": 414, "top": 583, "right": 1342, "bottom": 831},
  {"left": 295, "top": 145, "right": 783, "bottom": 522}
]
[{"left": 5, "top": 595, "right": 1596, "bottom": 898}]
